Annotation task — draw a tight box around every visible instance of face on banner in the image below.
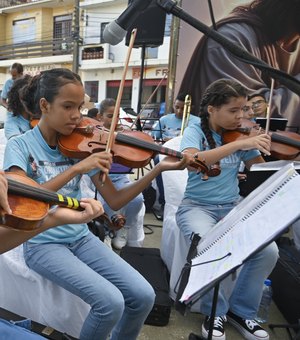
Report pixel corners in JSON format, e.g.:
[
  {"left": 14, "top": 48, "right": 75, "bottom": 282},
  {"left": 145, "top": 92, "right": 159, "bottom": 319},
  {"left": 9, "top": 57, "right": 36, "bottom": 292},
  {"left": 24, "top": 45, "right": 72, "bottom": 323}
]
[{"left": 175, "top": 0, "right": 250, "bottom": 96}]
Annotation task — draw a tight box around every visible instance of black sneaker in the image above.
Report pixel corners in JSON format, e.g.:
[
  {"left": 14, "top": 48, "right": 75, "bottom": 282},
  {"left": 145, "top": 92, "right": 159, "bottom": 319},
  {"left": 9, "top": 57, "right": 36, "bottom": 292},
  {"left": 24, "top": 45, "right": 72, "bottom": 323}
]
[
  {"left": 227, "top": 311, "right": 269, "bottom": 340},
  {"left": 201, "top": 315, "right": 227, "bottom": 340}
]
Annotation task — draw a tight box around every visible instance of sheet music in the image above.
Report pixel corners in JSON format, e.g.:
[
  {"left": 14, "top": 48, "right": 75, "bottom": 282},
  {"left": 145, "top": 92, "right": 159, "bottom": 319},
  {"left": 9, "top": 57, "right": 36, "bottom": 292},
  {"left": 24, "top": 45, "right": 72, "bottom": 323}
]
[
  {"left": 180, "top": 164, "right": 300, "bottom": 304},
  {"left": 250, "top": 160, "right": 300, "bottom": 171}
]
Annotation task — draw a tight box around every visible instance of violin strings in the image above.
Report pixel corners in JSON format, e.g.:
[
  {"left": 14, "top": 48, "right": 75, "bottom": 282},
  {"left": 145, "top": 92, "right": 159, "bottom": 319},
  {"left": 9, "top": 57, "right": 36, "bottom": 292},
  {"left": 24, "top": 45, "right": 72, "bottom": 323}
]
[
  {"left": 271, "top": 133, "right": 300, "bottom": 149},
  {"left": 8, "top": 179, "right": 56, "bottom": 200},
  {"left": 7, "top": 179, "right": 76, "bottom": 208},
  {"left": 116, "top": 133, "right": 183, "bottom": 158}
]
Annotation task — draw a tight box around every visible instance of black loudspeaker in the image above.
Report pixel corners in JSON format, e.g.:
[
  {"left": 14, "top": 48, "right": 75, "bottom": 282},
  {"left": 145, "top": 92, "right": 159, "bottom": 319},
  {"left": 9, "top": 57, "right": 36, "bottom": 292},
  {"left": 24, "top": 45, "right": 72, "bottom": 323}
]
[{"left": 125, "top": 0, "right": 167, "bottom": 48}]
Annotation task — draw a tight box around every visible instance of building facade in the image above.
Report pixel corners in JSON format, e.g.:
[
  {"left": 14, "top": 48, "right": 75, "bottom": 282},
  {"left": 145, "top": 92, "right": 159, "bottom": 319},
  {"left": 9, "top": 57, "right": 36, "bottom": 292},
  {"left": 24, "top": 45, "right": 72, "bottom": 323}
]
[{"left": 0, "top": 0, "right": 171, "bottom": 118}]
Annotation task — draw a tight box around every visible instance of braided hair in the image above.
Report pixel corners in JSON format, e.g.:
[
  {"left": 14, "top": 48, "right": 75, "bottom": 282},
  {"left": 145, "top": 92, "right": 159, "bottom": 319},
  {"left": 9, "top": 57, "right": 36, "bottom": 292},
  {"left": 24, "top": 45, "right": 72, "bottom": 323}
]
[
  {"left": 20, "top": 68, "right": 82, "bottom": 117},
  {"left": 199, "top": 78, "right": 248, "bottom": 149}
]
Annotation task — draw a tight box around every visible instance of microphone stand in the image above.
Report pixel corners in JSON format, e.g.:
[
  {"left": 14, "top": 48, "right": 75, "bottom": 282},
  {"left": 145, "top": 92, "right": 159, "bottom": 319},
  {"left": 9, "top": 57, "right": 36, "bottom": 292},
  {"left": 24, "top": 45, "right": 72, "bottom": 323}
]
[{"left": 156, "top": 0, "right": 300, "bottom": 96}]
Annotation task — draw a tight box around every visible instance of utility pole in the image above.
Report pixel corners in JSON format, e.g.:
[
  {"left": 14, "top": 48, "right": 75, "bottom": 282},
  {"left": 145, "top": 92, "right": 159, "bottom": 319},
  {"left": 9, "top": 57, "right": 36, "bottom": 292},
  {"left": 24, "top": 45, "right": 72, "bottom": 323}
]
[
  {"left": 166, "top": 0, "right": 182, "bottom": 114},
  {"left": 72, "top": 0, "right": 80, "bottom": 74}
]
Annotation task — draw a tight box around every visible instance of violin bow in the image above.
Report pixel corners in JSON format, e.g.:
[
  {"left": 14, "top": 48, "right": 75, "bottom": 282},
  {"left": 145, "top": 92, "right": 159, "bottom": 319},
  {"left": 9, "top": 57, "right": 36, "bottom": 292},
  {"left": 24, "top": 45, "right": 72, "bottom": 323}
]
[
  {"left": 100, "top": 28, "right": 137, "bottom": 185},
  {"left": 265, "top": 78, "right": 275, "bottom": 135}
]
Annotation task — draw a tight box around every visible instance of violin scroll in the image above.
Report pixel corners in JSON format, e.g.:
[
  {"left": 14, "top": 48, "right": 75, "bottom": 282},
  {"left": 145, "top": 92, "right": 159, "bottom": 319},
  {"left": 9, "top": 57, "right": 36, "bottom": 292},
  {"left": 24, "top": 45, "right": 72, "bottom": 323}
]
[
  {"left": 193, "top": 154, "right": 221, "bottom": 181},
  {"left": 93, "top": 212, "right": 126, "bottom": 232}
]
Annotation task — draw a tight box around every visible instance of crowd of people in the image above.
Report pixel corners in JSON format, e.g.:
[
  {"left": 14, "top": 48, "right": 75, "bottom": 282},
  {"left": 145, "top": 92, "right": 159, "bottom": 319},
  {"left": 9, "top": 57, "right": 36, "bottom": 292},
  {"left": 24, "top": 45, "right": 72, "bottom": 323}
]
[{"left": 0, "top": 0, "right": 300, "bottom": 339}]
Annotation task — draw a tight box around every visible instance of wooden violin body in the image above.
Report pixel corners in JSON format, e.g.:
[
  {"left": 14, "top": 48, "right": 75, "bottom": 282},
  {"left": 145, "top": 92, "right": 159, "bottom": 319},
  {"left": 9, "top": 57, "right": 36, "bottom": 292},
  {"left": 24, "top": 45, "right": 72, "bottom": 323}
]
[
  {"left": 58, "top": 117, "right": 216, "bottom": 177},
  {"left": 3, "top": 173, "right": 49, "bottom": 231},
  {"left": 59, "top": 117, "right": 154, "bottom": 168},
  {"left": 223, "top": 119, "right": 300, "bottom": 160},
  {"left": 2, "top": 172, "right": 81, "bottom": 231}
]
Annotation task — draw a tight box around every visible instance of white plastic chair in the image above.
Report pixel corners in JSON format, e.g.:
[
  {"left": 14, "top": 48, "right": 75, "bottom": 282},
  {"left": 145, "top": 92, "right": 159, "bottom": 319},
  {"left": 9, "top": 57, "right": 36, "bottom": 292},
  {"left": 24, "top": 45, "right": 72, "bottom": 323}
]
[
  {"left": 0, "top": 245, "right": 89, "bottom": 337},
  {"left": 159, "top": 136, "right": 190, "bottom": 301}
]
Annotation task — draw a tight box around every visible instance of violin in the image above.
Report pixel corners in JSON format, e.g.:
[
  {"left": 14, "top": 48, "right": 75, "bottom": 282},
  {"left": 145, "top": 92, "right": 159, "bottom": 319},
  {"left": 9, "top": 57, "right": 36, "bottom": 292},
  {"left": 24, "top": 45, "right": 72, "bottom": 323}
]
[
  {"left": 93, "top": 213, "right": 126, "bottom": 232},
  {"left": 2, "top": 172, "right": 120, "bottom": 232},
  {"left": 223, "top": 119, "right": 300, "bottom": 160},
  {"left": 58, "top": 117, "right": 221, "bottom": 179},
  {"left": 1, "top": 172, "right": 82, "bottom": 231}
]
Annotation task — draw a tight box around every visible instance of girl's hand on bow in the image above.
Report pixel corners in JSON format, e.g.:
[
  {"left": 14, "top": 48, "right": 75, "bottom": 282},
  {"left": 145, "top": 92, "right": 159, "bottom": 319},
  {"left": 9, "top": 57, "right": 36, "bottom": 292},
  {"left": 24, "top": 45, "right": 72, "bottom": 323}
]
[
  {"left": 74, "top": 152, "right": 113, "bottom": 174},
  {"left": 238, "top": 133, "right": 271, "bottom": 156}
]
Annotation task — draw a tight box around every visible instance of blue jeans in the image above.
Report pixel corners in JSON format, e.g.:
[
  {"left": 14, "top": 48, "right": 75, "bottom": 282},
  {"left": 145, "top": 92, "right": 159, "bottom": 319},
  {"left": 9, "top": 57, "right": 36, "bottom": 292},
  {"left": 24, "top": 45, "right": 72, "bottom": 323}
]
[
  {"left": 153, "top": 155, "right": 165, "bottom": 205},
  {"left": 23, "top": 233, "right": 155, "bottom": 340},
  {"left": 176, "top": 198, "right": 278, "bottom": 319}
]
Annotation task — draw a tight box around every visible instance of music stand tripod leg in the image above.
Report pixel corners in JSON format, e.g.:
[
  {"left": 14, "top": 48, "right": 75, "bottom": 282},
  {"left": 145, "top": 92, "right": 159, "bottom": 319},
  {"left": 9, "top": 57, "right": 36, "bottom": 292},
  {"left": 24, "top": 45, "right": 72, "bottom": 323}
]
[{"left": 189, "top": 282, "right": 220, "bottom": 340}]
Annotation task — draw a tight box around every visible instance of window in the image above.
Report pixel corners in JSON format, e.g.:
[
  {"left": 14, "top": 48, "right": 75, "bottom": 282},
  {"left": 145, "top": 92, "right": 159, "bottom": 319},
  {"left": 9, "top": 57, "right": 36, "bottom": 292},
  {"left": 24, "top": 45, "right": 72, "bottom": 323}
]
[
  {"left": 53, "top": 15, "right": 72, "bottom": 39},
  {"left": 141, "top": 79, "right": 166, "bottom": 108},
  {"left": 85, "top": 81, "right": 99, "bottom": 103},
  {"left": 107, "top": 80, "right": 132, "bottom": 107},
  {"left": 13, "top": 18, "right": 36, "bottom": 44},
  {"left": 145, "top": 47, "right": 158, "bottom": 59},
  {"left": 53, "top": 15, "right": 72, "bottom": 54}
]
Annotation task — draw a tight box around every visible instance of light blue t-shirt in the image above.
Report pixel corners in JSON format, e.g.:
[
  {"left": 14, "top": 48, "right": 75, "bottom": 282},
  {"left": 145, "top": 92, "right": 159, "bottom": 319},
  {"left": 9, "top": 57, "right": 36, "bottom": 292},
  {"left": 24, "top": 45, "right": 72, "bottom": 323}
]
[
  {"left": 4, "top": 115, "right": 31, "bottom": 140},
  {"left": 3, "top": 126, "right": 90, "bottom": 243},
  {"left": 180, "top": 124, "right": 260, "bottom": 205},
  {"left": 1, "top": 78, "right": 13, "bottom": 100},
  {"left": 1, "top": 78, "right": 14, "bottom": 118},
  {"left": 151, "top": 113, "right": 200, "bottom": 140}
]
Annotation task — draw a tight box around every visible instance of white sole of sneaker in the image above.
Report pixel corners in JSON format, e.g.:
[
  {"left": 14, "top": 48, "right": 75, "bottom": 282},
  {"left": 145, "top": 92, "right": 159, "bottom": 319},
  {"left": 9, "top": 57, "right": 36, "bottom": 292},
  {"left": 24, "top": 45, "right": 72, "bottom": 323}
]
[
  {"left": 201, "top": 324, "right": 226, "bottom": 340},
  {"left": 227, "top": 316, "right": 269, "bottom": 340}
]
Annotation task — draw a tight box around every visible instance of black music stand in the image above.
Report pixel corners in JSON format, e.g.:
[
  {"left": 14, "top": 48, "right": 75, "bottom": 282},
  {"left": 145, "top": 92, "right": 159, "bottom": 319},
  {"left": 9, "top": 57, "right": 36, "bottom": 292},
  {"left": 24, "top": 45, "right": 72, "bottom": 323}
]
[
  {"left": 239, "top": 162, "right": 300, "bottom": 198},
  {"left": 175, "top": 234, "right": 292, "bottom": 340},
  {"left": 175, "top": 242, "right": 234, "bottom": 340},
  {"left": 255, "top": 118, "right": 288, "bottom": 131}
]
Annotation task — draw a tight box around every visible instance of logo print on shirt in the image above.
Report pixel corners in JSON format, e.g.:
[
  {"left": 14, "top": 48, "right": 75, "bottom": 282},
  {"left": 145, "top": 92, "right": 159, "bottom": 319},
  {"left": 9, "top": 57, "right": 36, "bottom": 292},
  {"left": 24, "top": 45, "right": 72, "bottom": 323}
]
[
  {"left": 29, "top": 153, "right": 39, "bottom": 178},
  {"left": 38, "top": 159, "right": 79, "bottom": 195}
]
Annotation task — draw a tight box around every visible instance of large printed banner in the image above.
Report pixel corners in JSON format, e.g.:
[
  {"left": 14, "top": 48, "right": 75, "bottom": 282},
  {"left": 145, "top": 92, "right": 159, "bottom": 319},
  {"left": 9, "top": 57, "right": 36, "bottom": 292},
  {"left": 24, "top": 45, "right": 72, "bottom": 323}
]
[{"left": 175, "top": 0, "right": 249, "bottom": 96}]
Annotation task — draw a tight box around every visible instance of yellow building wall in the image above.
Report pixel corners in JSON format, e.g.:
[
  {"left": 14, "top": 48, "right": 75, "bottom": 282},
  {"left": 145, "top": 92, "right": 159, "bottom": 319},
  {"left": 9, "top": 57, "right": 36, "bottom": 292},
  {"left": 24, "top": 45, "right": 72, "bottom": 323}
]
[
  {"left": 1, "top": 5, "right": 73, "bottom": 45},
  {"left": 0, "top": 16, "right": 6, "bottom": 45}
]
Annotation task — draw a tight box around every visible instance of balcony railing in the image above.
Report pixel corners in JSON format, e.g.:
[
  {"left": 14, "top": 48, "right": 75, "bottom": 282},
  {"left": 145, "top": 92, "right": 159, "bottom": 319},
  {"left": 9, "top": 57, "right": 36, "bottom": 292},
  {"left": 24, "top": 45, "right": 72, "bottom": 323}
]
[
  {"left": 0, "top": 0, "right": 42, "bottom": 8},
  {"left": 82, "top": 46, "right": 104, "bottom": 60},
  {"left": 0, "top": 38, "right": 74, "bottom": 60}
]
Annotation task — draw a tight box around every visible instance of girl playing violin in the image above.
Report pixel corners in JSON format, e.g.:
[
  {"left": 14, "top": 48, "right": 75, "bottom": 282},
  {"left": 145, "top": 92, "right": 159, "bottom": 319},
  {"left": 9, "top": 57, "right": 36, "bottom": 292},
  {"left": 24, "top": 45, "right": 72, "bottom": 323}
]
[
  {"left": 176, "top": 78, "right": 278, "bottom": 340},
  {"left": 3, "top": 68, "right": 192, "bottom": 340}
]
